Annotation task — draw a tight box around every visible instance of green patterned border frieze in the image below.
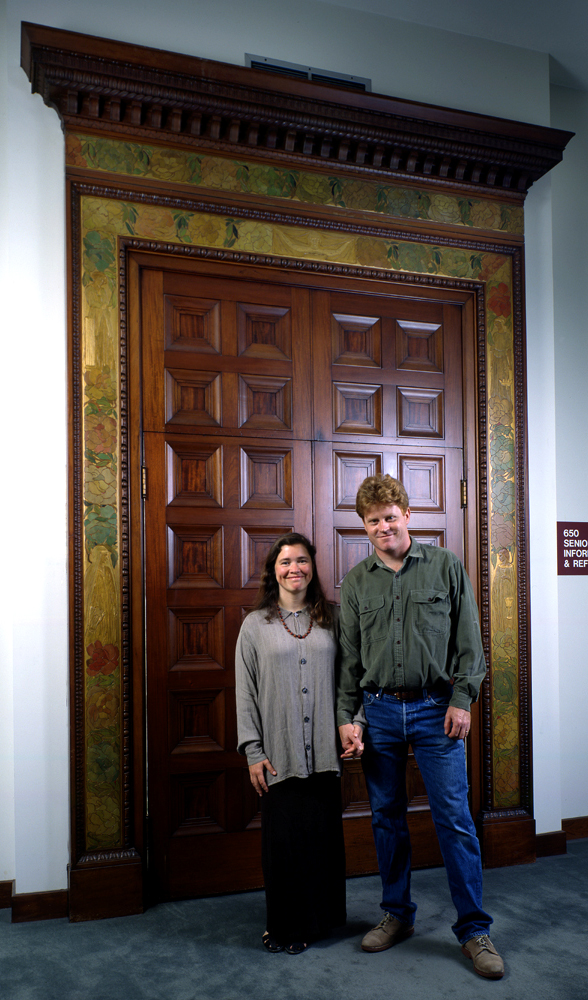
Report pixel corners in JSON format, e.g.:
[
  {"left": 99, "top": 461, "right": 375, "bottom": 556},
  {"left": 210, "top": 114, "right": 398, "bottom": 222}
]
[{"left": 68, "top": 133, "right": 524, "bottom": 236}]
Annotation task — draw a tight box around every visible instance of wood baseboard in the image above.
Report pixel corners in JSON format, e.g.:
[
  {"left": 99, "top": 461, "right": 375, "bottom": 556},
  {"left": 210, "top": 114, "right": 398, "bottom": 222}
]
[
  {"left": 11, "top": 890, "right": 68, "bottom": 923},
  {"left": 535, "top": 830, "right": 567, "bottom": 857},
  {"left": 562, "top": 816, "right": 588, "bottom": 840},
  {"left": 0, "top": 880, "right": 15, "bottom": 909},
  {"left": 478, "top": 813, "right": 536, "bottom": 867},
  {"left": 69, "top": 858, "right": 144, "bottom": 922},
  {"left": 5, "top": 816, "right": 584, "bottom": 923}
]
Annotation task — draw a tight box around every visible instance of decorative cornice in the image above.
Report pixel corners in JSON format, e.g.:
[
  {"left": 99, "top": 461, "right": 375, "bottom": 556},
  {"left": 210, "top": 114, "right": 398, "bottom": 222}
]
[{"left": 22, "top": 22, "right": 573, "bottom": 195}]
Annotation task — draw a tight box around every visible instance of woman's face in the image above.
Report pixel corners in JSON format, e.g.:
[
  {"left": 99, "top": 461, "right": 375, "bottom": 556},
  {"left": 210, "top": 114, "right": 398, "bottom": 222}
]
[{"left": 274, "top": 544, "right": 313, "bottom": 603}]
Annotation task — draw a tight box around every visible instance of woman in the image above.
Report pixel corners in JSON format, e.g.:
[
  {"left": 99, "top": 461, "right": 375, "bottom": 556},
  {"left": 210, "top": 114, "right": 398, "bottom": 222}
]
[{"left": 236, "top": 532, "right": 362, "bottom": 954}]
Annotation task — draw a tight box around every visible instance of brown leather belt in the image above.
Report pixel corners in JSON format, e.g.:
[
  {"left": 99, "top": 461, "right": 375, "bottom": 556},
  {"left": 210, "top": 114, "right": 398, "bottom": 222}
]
[{"left": 380, "top": 687, "right": 423, "bottom": 701}]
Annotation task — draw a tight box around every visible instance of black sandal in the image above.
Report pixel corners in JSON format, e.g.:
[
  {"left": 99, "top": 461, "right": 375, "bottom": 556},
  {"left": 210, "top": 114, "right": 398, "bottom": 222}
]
[
  {"left": 285, "top": 941, "right": 307, "bottom": 955},
  {"left": 262, "top": 931, "right": 284, "bottom": 953}
]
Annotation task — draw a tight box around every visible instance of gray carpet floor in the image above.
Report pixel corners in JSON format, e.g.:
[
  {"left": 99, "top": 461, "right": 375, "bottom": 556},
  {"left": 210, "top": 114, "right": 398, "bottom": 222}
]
[{"left": 2, "top": 839, "right": 587, "bottom": 1000}]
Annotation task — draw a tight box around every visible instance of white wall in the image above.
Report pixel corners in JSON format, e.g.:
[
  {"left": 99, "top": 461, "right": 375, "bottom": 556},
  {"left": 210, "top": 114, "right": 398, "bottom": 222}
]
[
  {"left": 0, "top": 0, "right": 580, "bottom": 892},
  {"left": 550, "top": 85, "right": 588, "bottom": 822},
  {"left": 2, "top": 0, "right": 70, "bottom": 893},
  {"left": 524, "top": 173, "right": 563, "bottom": 835},
  {"left": 0, "top": 0, "right": 16, "bottom": 885}
]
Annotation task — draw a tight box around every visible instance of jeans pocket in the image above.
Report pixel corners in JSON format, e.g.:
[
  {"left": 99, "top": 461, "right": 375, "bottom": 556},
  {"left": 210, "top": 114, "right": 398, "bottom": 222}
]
[{"left": 424, "top": 687, "right": 451, "bottom": 707}]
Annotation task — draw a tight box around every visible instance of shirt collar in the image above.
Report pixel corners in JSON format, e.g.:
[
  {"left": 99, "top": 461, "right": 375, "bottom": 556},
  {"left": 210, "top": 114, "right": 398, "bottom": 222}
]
[
  {"left": 366, "top": 536, "right": 424, "bottom": 571},
  {"left": 277, "top": 605, "right": 309, "bottom": 619}
]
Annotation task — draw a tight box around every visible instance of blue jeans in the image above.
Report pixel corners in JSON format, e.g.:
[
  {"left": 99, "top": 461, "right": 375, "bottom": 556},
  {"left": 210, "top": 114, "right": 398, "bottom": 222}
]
[{"left": 362, "top": 688, "right": 492, "bottom": 944}]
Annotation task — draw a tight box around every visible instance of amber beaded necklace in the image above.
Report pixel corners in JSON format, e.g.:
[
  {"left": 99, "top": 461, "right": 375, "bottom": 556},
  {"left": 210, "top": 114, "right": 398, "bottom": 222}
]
[{"left": 278, "top": 607, "right": 313, "bottom": 639}]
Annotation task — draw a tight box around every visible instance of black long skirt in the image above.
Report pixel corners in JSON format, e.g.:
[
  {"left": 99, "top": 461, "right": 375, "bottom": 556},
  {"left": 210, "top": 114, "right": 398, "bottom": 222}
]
[{"left": 260, "top": 771, "right": 347, "bottom": 943}]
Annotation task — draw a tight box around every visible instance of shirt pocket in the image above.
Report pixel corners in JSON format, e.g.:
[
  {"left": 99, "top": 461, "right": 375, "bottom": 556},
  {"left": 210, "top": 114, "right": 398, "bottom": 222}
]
[
  {"left": 411, "top": 590, "right": 450, "bottom": 635},
  {"left": 359, "top": 594, "right": 388, "bottom": 643}
]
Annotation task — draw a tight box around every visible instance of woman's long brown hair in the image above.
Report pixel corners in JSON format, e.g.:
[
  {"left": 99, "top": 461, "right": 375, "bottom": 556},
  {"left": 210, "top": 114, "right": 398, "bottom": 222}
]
[{"left": 248, "top": 532, "right": 334, "bottom": 628}]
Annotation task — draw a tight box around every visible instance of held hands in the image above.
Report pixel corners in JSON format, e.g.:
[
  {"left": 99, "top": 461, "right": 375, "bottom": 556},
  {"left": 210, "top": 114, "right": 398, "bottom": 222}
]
[
  {"left": 444, "top": 706, "right": 471, "bottom": 740},
  {"left": 339, "top": 723, "right": 364, "bottom": 759},
  {"left": 249, "top": 758, "right": 277, "bottom": 796}
]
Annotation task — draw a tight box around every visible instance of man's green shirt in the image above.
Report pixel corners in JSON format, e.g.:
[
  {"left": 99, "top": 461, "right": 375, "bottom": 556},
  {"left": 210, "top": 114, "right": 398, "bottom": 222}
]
[{"left": 337, "top": 539, "right": 486, "bottom": 724}]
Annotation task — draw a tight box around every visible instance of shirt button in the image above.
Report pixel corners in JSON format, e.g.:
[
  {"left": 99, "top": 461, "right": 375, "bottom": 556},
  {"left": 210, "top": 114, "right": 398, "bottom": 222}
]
[
  {"left": 294, "top": 612, "right": 299, "bottom": 617},
  {"left": 304, "top": 716, "right": 309, "bottom": 723},
  {"left": 302, "top": 687, "right": 308, "bottom": 694},
  {"left": 300, "top": 658, "right": 306, "bottom": 664},
  {"left": 306, "top": 744, "right": 311, "bottom": 751}
]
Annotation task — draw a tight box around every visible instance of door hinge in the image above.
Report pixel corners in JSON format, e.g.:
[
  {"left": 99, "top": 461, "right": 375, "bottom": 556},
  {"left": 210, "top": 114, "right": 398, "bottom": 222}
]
[
  {"left": 460, "top": 479, "right": 467, "bottom": 508},
  {"left": 141, "top": 467, "right": 148, "bottom": 499}
]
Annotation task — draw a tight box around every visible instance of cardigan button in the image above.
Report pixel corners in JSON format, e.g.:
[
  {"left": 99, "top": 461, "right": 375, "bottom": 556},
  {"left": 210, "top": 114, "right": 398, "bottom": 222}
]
[
  {"left": 302, "top": 687, "right": 308, "bottom": 694},
  {"left": 300, "top": 658, "right": 306, "bottom": 664}
]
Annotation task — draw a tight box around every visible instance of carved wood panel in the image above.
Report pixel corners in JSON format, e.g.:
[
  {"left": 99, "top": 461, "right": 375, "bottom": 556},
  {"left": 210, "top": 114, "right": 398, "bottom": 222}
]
[
  {"left": 142, "top": 264, "right": 313, "bottom": 899},
  {"left": 141, "top": 260, "right": 474, "bottom": 899},
  {"left": 311, "top": 286, "right": 471, "bottom": 860}
]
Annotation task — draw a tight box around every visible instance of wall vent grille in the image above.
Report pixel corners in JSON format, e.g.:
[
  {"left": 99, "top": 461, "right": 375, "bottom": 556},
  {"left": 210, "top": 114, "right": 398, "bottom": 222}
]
[{"left": 246, "top": 54, "right": 371, "bottom": 92}]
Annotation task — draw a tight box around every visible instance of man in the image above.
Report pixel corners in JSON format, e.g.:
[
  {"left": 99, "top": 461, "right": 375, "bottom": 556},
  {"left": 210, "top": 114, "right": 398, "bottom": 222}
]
[{"left": 337, "top": 474, "right": 504, "bottom": 979}]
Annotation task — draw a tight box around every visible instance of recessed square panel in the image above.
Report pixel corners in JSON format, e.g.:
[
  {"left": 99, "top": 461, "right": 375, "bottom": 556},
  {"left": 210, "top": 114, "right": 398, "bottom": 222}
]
[
  {"left": 167, "top": 525, "right": 223, "bottom": 588},
  {"left": 397, "top": 387, "right": 443, "bottom": 438},
  {"left": 238, "top": 375, "right": 292, "bottom": 431},
  {"left": 242, "top": 771, "right": 262, "bottom": 830},
  {"left": 166, "top": 441, "right": 222, "bottom": 507},
  {"left": 334, "top": 451, "right": 382, "bottom": 510},
  {"left": 164, "top": 294, "right": 221, "bottom": 354},
  {"left": 166, "top": 369, "right": 221, "bottom": 427},
  {"left": 241, "top": 526, "right": 294, "bottom": 588},
  {"left": 341, "top": 759, "right": 372, "bottom": 818},
  {"left": 333, "top": 383, "right": 382, "bottom": 435},
  {"left": 332, "top": 313, "right": 381, "bottom": 367},
  {"left": 409, "top": 529, "right": 444, "bottom": 548},
  {"left": 170, "top": 771, "right": 225, "bottom": 836},
  {"left": 398, "top": 455, "right": 444, "bottom": 512},
  {"left": 334, "top": 528, "right": 372, "bottom": 588},
  {"left": 169, "top": 689, "right": 225, "bottom": 753},
  {"left": 168, "top": 607, "right": 224, "bottom": 671},
  {"left": 240, "top": 446, "right": 293, "bottom": 508},
  {"left": 237, "top": 303, "right": 292, "bottom": 360},
  {"left": 396, "top": 320, "right": 443, "bottom": 373}
]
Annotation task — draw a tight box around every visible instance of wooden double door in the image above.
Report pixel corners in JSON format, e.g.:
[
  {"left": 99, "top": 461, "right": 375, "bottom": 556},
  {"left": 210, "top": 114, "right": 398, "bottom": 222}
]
[{"left": 135, "top": 254, "right": 476, "bottom": 901}]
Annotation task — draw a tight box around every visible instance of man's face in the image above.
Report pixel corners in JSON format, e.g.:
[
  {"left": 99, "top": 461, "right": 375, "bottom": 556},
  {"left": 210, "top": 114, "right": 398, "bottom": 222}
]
[{"left": 362, "top": 503, "right": 411, "bottom": 566}]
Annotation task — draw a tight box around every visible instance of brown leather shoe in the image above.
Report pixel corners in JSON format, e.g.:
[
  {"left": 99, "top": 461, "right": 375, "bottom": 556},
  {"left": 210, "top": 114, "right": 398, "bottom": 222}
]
[
  {"left": 461, "top": 935, "right": 504, "bottom": 979},
  {"left": 361, "top": 913, "right": 414, "bottom": 953}
]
